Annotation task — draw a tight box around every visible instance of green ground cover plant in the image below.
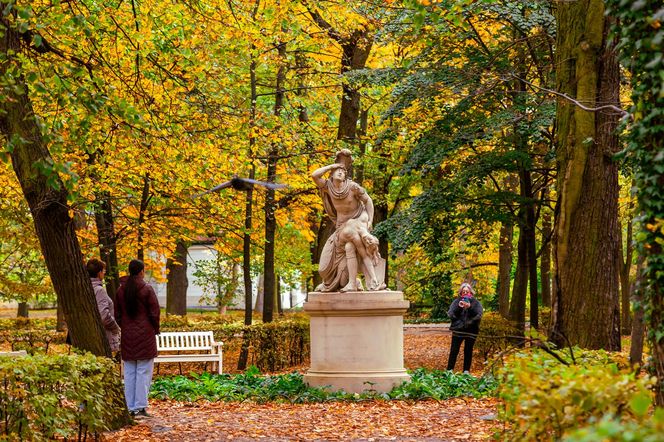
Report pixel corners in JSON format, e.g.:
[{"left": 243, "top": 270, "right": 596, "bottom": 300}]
[{"left": 150, "top": 367, "right": 498, "bottom": 403}]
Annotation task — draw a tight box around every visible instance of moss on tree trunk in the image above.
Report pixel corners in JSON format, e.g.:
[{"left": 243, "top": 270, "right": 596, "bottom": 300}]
[{"left": 552, "top": 0, "right": 621, "bottom": 350}]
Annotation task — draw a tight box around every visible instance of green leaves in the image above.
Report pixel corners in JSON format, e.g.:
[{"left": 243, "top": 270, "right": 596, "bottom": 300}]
[
  {"left": 150, "top": 367, "right": 497, "bottom": 403},
  {"left": 497, "top": 348, "right": 656, "bottom": 440},
  {"left": 0, "top": 353, "right": 124, "bottom": 439}
]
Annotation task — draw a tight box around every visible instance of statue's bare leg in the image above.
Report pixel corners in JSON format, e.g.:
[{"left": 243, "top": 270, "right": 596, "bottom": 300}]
[{"left": 341, "top": 242, "right": 359, "bottom": 292}]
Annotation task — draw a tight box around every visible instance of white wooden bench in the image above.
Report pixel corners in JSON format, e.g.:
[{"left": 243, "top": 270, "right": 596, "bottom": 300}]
[
  {"left": 0, "top": 350, "right": 28, "bottom": 357},
  {"left": 155, "top": 331, "right": 223, "bottom": 374}
]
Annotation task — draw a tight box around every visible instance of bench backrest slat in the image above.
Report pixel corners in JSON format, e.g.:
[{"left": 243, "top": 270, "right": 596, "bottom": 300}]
[{"left": 157, "top": 331, "right": 216, "bottom": 351}]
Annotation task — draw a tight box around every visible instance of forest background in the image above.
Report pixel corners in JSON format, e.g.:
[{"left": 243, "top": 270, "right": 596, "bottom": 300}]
[{"left": 1, "top": 0, "right": 663, "bottom": 406}]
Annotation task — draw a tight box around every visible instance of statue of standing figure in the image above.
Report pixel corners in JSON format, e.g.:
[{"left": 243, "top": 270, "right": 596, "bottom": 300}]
[{"left": 312, "top": 149, "right": 387, "bottom": 292}]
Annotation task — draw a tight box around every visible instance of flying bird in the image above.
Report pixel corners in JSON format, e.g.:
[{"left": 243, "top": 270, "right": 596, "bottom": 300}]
[{"left": 193, "top": 177, "right": 287, "bottom": 198}]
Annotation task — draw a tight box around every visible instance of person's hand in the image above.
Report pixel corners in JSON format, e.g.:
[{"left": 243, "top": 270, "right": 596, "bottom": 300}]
[{"left": 459, "top": 300, "right": 470, "bottom": 308}]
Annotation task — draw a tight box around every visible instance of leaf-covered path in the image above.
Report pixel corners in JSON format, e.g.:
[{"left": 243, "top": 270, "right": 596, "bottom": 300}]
[
  {"left": 105, "top": 331, "right": 498, "bottom": 440},
  {"left": 106, "top": 398, "right": 498, "bottom": 441}
]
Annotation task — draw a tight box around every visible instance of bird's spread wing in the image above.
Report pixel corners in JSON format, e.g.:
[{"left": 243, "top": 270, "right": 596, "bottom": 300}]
[
  {"left": 191, "top": 180, "right": 233, "bottom": 198},
  {"left": 241, "top": 178, "right": 287, "bottom": 189}
]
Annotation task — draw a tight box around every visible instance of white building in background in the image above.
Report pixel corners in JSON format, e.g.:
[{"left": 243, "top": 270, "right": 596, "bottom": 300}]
[{"left": 150, "top": 243, "right": 307, "bottom": 311}]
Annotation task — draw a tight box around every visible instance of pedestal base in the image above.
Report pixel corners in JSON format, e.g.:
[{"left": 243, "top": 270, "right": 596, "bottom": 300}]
[{"left": 303, "top": 291, "right": 410, "bottom": 394}]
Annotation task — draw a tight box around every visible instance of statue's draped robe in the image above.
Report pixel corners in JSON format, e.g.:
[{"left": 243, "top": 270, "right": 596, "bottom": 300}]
[{"left": 315, "top": 179, "right": 366, "bottom": 292}]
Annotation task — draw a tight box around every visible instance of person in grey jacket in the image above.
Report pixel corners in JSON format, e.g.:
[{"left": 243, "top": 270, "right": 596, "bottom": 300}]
[
  {"left": 446, "top": 282, "right": 483, "bottom": 372},
  {"left": 87, "top": 258, "right": 121, "bottom": 353}
]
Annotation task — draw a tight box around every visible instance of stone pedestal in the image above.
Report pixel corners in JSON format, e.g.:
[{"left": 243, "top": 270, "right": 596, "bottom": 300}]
[{"left": 303, "top": 291, "right": 410, "bottom": 394}]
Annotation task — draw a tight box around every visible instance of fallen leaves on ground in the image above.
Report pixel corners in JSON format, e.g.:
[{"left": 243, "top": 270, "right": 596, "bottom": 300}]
[
  {"left": 107, "top": 332, "right": 499, "bottom": 441},
  {"left": 105, "top": 397, "right": 499, "bottom": 441}
]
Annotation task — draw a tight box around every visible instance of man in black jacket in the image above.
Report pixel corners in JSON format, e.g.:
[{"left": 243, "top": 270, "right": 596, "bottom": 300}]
[{"left": 446, "top": 283, "right": 483, "bottom": 372}]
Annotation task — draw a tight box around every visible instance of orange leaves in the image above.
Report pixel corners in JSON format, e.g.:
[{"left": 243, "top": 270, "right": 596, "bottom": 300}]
[{"left": 106, "top": 397, "right": 498, "bottom": 441}]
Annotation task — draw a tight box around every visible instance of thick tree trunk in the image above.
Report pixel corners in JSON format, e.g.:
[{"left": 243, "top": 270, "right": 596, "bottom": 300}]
[
  {"left": 94, "top": 191, "right": 120, "bottom": 301},
  {"left": 166, "top": 240, "right": 188, "bottom": 315},
  {"left": 552, "top": 1, "right": 621, "bottom": 350},
  {"left": 1, "top": 20, "right": 109, "bottom": 357},
  {"left": 337, "top": 32, "right": 373, "bottom": 142}
]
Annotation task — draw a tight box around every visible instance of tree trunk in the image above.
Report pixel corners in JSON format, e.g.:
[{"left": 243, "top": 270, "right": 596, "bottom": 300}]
[
  {"left": 17, "top": 302, "right": 28, "bottom": 318},
  {"left": 94, "top": 191, "right": 120, "bottom": 302},
  {"left": 307, "top": 9, "right": 373, "bottom": 270},
  {"left": 255, "top": 274, "right": 264, "bottom": 314},
  {"left": 620, "top": 198, "right": 634, "bottom": 334},
  {"left": 552, "top": 1, "right": 621, "bottom": 350},
  {"left": 277, "top": 276, "right": 283, "bottom": 316},
  {"left": 498, "top": 220, "right": 514, "bottom": 318},
  {"left": 262, "top": 37, "right": 286, "bottom": 324},
  {"left": 522, "top": 169, "right": 539, "bottom": 330},
  {"left": 541, "top": 203, "right": 552, "bottom": 308},
  {"left": 238, "top": 15, "right": 261, "bottom": 369},
  {"left": 56, "top": 302, "right": 66, "bottom": 332},
  {"left": 629, "top": 258, "right": 646, "bottom": 368},
  {"left": 1, "top": 20, "right": 109, "bottom": 357},
  {"left": 166, "top": 240, "right": 188, "bottom": 315},
  {"left": 136, "top": 173, "right": 151, "bottom": 262},
  {"left": 509, "top": 228, "right": 528, "bottom": 333}
]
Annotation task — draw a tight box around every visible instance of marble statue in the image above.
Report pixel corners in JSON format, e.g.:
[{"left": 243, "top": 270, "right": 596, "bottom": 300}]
[{"left": 312, "top": 149, "right": 387, "bottom": 292}]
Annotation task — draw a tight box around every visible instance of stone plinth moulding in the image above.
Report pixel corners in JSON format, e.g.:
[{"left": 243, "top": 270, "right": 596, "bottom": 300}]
[{"left": 303, "top": 291, "right": 410, "bottom": 394}]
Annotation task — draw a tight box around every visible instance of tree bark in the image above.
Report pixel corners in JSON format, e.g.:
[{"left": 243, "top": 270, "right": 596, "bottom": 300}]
[
  {"left": 509, "top": 228, "right": 528, "bottom": 333},
  {"left": 136, "top": 173, "right": 151, "bottom": 262},
  {"left": 498, "top": 220, "right": 514, "bottom": 319},
  {"left": 262, "top": 36, "right": 286, "bottom": 323},
  {"left": 541, "top": 202, "right": 552, "bottom": 308},
  {"left": 629, "top": 258, "right": 646, "bottom": 368},
  {"left": 1, "top": 19, "right": 109, "bottom": 357},
  {"left": 94, "top": 191, "right": 120, "bottom": 302},
  {"left": 166, "top": 240, "right": 188, "bottom": 315},
  {"left": 552, "top": 1, "right": 621, "bottom": 350},
  {"left": 17, "top": 302, "right": 28, "bottom": 318},
  {"left": 619, "top": 199, "right": 634, "bottom": 334}
]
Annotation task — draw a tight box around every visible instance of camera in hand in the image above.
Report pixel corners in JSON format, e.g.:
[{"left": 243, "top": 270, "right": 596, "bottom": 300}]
[{"left": 461, "top": 296, "right": 472, "bottom": 304}]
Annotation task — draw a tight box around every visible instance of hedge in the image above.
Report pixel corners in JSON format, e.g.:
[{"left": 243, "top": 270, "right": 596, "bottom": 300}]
[{"left": 0, "top": 353, "right": 128, "bottom": 439}]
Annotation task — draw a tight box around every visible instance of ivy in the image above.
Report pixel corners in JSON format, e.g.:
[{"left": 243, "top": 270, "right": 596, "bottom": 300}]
[{"left": 606, "top": 0, "right": 664, "bottom": 401}]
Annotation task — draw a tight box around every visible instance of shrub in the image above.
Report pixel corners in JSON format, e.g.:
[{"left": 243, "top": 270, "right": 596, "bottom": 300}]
[
  {"left": 497, "top": 348, "right": 655, "bottom": 441},
  {"left": 160, "top": 316, "right": 310, "bottom": 372},
  {"left": 0, "top": 353, "right": 126, "bottom": 439},
  {"left": 564, "top": 408, "right": 664, "bottom": 442},
  {"left": 0, "top": 318, "right": 57, "bottom": 331},
  {"left": 475, "top": 312, "right": 520, "bottom": 361},
  {"left": 0, "top": 329, "right": 67, "bottom": 354}
]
